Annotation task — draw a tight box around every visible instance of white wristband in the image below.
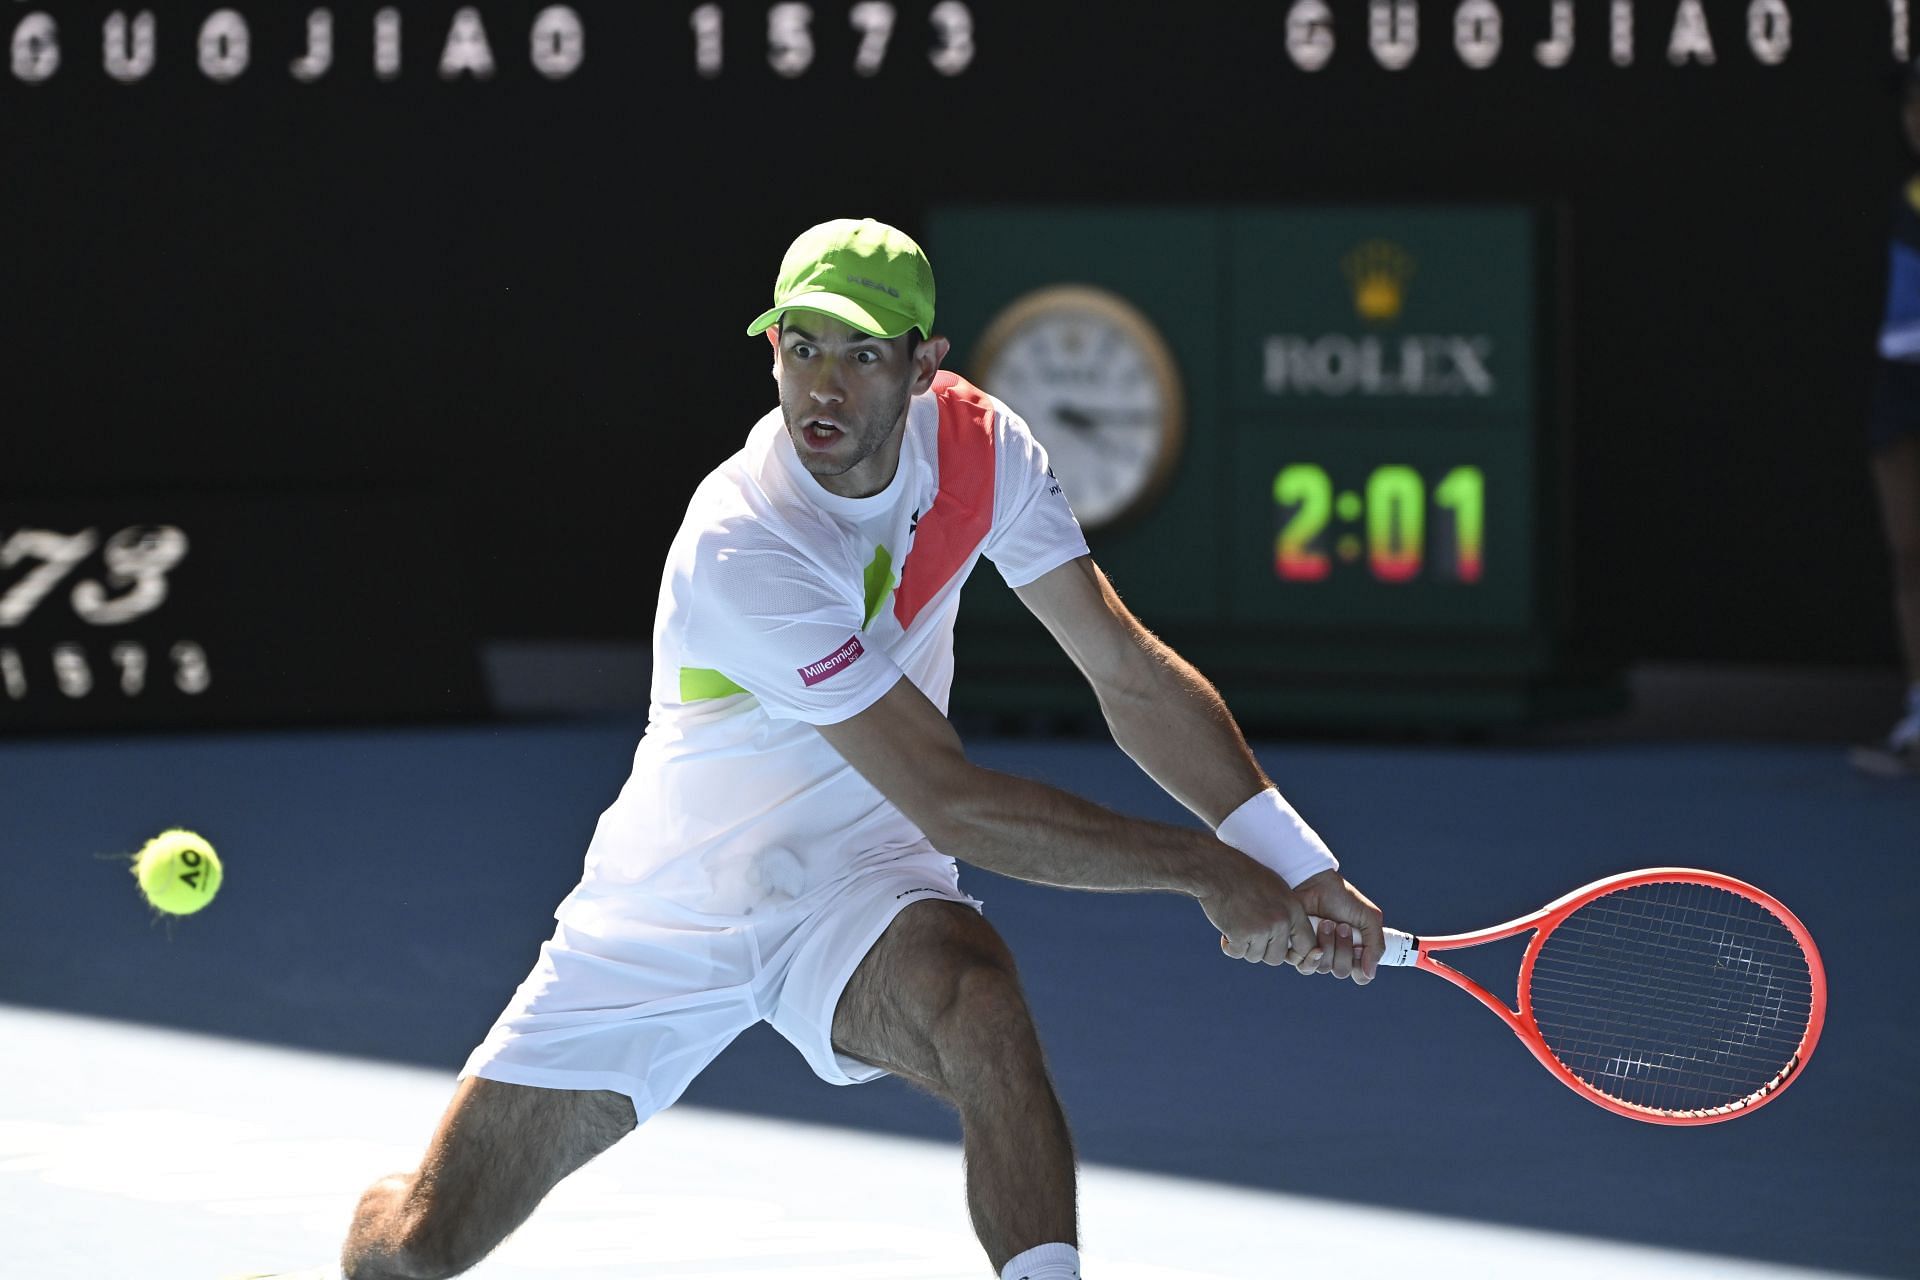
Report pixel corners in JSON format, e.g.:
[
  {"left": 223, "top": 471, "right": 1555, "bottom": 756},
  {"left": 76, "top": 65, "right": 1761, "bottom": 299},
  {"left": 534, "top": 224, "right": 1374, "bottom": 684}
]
[{"left": 1214, "top": 788, "right": 1339, "bottom": 888}]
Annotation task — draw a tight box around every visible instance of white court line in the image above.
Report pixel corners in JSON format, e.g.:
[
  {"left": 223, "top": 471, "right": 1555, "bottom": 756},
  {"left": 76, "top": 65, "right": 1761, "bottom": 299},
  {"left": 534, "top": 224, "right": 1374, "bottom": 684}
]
[{"left": 0, "top": 1005, "right": 1864, "bottom": 1280}]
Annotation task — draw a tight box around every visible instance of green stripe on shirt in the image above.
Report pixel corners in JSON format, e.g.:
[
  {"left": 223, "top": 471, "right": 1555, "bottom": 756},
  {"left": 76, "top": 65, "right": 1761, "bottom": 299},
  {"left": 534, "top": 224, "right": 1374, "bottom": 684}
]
[
  {"left": 863, "top": 544, "right": 896, "bottom": 628},
  {"left": 679, "top": 667, "right": 746, "bottom": 701}
]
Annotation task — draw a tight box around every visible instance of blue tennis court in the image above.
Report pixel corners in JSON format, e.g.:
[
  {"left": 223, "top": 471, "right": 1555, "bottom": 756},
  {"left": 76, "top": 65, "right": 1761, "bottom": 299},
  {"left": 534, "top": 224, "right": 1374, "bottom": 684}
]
[{"left": 3, "top": 707, "right": 1912, "bottom": 1277}]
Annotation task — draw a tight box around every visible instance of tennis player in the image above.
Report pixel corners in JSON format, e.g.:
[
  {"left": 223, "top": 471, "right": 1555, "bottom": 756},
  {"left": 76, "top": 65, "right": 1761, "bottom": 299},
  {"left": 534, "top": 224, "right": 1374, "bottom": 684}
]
[{"left": 260, "top": 218, "right": 1386, "bottom": 1280}]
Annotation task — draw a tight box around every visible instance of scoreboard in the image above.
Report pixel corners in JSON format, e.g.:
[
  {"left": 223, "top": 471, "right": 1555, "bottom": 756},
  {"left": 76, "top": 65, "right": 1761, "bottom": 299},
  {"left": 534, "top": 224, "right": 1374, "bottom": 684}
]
[
  {"left": 1224, "top": 208, "right": 1538, "bottom": 634},
  {"left": 932, "top": 204, "right": 1613, "bottom": 730}
]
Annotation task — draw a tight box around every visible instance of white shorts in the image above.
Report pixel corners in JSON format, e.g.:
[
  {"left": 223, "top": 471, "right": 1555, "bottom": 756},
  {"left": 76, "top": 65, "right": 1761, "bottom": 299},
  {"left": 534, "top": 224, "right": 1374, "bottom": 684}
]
[{"left": 459, "top": 850, "right": 980, "bottom": 1121}]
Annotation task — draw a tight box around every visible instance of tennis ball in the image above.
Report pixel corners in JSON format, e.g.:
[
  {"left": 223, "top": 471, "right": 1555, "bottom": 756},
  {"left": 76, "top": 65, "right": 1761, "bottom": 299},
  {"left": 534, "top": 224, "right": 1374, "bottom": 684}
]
[{"left": 132, "top": 828, "right": 222, "bottom": 915}]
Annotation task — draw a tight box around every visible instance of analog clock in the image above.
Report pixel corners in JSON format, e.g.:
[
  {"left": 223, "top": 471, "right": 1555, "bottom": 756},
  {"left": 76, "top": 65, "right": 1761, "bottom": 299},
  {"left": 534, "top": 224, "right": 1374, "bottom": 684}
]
[{"left": 971, "top": 285, "right": 1184, "bottom": 530}]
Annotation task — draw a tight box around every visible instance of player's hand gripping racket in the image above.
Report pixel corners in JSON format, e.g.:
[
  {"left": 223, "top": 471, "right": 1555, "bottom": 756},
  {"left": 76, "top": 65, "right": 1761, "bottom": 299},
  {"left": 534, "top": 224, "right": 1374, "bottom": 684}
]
[{"left": 1322, "top": 867, "right": 1826, "bottom": 1124}]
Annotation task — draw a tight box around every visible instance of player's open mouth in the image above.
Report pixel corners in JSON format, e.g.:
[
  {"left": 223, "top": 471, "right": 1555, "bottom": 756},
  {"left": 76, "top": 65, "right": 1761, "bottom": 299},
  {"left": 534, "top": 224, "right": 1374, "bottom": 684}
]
[{"left": 802, "top": 419, "right": 841, "bottom": 449}]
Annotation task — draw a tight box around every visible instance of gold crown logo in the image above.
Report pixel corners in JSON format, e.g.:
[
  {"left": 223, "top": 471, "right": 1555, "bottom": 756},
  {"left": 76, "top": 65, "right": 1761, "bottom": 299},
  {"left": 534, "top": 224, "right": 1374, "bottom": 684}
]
[{"left": 1341, "top": 240, "right": 1415, "bottom": 324}]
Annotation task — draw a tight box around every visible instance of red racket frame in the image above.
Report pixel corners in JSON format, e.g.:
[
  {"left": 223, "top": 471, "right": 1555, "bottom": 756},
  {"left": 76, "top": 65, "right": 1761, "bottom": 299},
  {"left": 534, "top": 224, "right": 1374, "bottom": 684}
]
[{"left": 1401, "top": 866, "right": 1828, "bottom": 1125}]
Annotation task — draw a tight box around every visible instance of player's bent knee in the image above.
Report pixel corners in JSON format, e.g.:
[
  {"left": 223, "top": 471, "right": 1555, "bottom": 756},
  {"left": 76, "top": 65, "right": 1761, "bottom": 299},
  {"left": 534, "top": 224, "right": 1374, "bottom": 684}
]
[
  {"left": 348, "top": 1170, "right": 505, "bottom": 1280},
  {"left": 928, "top": 960, "right": 1046, "bottom": 1090},
  {"left": 372, "top": 1202, "right": 493, "bottom": 1280}
]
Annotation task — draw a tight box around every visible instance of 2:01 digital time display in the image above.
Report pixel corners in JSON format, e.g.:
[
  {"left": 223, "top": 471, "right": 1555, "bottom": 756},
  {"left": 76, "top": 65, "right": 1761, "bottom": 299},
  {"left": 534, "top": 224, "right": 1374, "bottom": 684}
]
[{"left": 1274, "top": 462, "right": 1484, "bottom": 585}]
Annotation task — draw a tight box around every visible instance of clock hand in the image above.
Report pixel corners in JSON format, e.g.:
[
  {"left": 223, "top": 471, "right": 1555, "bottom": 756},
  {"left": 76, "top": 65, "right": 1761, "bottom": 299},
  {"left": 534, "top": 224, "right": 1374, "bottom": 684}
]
[{"left": 1052, "top": 403, "right": 1099, "bottom": 433}]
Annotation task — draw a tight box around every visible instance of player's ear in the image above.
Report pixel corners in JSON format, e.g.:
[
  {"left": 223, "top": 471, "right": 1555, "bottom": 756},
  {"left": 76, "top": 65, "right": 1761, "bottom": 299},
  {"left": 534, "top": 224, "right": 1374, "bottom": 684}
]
[
  {"left": 767, "top": 326, "right": 781, "bottom": 381},
  {"left": 908, "top": 334, "right": 950, "bottom": 396}
]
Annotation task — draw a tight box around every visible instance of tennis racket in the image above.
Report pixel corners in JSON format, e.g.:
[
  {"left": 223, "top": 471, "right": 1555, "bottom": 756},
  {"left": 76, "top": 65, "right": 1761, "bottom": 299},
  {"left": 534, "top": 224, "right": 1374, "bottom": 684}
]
[{"left": 1320, "top": 866, "right": 1827, "bottom": 1125}]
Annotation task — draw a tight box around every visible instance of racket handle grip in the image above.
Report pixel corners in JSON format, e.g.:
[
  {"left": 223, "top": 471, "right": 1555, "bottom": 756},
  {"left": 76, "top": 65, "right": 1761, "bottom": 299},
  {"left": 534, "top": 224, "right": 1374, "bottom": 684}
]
[
  {"left": 1377, "top": 927, "right": 1417, "bottom": 967},
  {"left": 1305, "top": 916, "right": 1419, "bottom": 968}
]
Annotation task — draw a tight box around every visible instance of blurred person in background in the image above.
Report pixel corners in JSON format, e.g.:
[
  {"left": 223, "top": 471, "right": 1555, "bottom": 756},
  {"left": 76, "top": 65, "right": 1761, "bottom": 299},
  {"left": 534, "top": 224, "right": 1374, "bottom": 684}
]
[{"left": 1856, "top": 59, "right": 1920, "bottom": 777}]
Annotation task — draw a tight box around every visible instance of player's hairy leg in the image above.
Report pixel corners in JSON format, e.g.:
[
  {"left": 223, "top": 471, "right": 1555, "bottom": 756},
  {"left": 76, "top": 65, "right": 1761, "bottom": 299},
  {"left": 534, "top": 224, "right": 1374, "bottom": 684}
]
[
  {"left": 342, "top": 1077, "right": 636, "bottom": 1280},
  {"left": 1872, "top": 436, "right": 1920, "bottom": 682},
  {"left": 832, "top": 900, "right": 1077, "bottom": 1273}
]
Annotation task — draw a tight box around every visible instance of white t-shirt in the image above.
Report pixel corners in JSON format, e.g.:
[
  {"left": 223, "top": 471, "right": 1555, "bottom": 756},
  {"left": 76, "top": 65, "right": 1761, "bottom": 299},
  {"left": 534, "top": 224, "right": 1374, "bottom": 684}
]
[{"left": 556, "top": 372, "right": 1089, "bottom": 927}]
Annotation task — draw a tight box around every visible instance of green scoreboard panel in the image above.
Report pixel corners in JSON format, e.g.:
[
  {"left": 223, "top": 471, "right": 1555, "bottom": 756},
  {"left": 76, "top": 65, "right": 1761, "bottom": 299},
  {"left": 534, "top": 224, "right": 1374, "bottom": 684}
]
[{"left": 928, "top": 205, "right": 1617, "bottom": 731}]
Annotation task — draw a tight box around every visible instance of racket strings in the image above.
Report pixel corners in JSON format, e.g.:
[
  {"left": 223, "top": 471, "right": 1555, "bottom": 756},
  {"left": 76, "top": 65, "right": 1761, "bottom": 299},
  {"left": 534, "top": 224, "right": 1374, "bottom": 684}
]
[{"left": 1526, "top": 881, "right": 1814, "bottom": 1117}]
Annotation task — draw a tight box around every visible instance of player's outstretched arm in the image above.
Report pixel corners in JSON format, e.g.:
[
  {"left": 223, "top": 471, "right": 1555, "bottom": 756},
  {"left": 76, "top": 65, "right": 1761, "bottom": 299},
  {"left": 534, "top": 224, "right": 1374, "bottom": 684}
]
[
  {"left": 817, "top": 675, "right": 1327, "bottom": 969},
  {"left": 1011, "top": 556, "right": 1271, "bottom": 824},
  {"left": 1013, "top": 555, "right": 1383, "bottom": 979}
]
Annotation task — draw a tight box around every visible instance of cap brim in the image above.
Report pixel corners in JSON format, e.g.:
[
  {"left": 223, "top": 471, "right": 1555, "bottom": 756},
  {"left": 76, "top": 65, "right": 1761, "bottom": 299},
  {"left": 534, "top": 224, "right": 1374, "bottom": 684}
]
[{"left": 745, "top": 291, "right": 918, "bottom": 339}]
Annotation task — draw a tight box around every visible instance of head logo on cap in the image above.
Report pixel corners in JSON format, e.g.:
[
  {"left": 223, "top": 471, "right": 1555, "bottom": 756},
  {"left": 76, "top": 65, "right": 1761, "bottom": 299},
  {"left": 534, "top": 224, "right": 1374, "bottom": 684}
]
[{"left": 746, "top": 218, "right": 936, "bottom": 341}]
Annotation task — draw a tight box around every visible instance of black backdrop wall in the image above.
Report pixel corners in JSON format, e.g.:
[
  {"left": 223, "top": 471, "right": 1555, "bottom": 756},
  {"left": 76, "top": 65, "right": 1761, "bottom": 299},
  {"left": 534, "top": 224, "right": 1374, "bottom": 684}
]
[{"left": 2, "top": 2, "right": 1907, "bottom": 703}]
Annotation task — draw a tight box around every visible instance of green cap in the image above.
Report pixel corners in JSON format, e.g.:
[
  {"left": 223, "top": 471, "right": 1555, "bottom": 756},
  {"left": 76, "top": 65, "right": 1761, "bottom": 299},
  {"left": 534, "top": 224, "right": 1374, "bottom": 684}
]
[{"left": 745, "top": 218, "right": 935, "bottom": 340}]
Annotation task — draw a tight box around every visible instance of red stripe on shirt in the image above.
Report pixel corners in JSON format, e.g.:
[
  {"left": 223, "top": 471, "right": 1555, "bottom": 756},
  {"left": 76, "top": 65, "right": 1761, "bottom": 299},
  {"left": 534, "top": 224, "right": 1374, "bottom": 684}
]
[{"left": 893, "top": 371, "right": 996, "bottom": 630}]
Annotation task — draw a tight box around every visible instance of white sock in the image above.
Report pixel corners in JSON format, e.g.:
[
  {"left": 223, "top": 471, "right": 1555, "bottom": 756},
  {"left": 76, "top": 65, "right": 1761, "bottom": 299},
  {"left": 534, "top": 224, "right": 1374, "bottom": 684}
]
[{"left": 1001, "top": 1241, "right": 1080, "bottom": 1279}]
